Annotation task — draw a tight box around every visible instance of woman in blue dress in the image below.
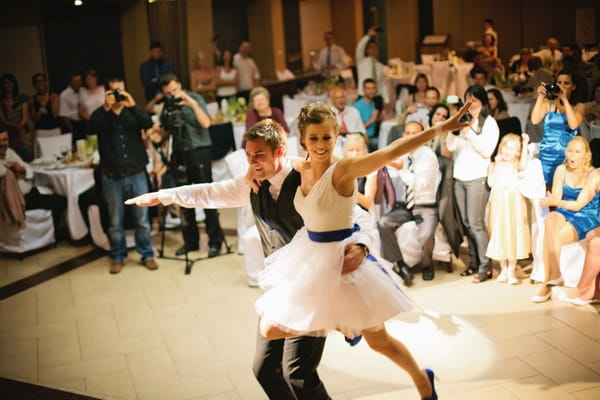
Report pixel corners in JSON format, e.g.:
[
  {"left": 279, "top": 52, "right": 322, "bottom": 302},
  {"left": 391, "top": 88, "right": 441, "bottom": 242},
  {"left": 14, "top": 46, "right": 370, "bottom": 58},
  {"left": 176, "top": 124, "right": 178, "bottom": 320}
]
[
  {"left": 530, "top": 71, "right": 585, "bottom": 185},
  {"left": 532, "top": 137, "right": 600, "bottom": 303}
]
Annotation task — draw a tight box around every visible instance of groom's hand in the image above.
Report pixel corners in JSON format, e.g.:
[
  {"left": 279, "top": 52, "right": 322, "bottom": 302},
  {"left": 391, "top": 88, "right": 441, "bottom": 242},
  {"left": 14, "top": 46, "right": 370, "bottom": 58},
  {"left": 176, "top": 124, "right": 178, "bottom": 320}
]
[{"left": 341, "top": 244, "right": 366, "bottom": 275}]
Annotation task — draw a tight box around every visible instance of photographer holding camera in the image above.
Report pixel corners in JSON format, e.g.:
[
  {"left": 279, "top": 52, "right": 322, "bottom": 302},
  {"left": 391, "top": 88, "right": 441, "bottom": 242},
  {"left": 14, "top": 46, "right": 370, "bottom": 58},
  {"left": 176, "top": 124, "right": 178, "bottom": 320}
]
[
  {"left": 87, "top": 78, "right": 158, "bottom": 274},
  {"left": 158, "top": 73, "right": 224, "bottom": 257},
  {"left": 531, "top": 71, "right": 586, "bottom": 185}
]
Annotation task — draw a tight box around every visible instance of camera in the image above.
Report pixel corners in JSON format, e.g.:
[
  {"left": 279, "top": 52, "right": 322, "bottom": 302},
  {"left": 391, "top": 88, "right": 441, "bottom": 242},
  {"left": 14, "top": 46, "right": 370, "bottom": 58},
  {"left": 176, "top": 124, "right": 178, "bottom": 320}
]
[
  {"left": 162, "top": 95, "right": 183, "bottom": 111},
  {"left": 459, "top": 111, "right": 472, "bottom": 124},
  {"left": 544, "top": 81, "right": 561, "bottom": 100},
  {"left": 112, "top": 88, "right": 125, "bottom": 102}
]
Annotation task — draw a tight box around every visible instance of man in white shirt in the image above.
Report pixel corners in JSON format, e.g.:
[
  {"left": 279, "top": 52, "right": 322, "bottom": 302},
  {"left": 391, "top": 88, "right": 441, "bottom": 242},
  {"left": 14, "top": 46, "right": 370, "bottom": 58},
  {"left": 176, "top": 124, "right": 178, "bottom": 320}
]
[
  {"left": 126, "top": 120, "right": 370, "bottom": 400},
  {"left": 329, "top": 86, "right": 366, "bottom": 157},
  {"left": 0, "top": 127, "right": 66, "bottom": 237},
  {"left": 534, "top": 37, "right": 562, "bottom": 67},
  {"left": 377, "top": 122, "right": 441, "bottom": 283},
  {"left": 233, "top": 41, "right": 261, "bottom": 93},
  {"left": 355, "top": 29, "right": 389, "bottom": 114},
  {"left": 59, "top": 72, "right": 84, "bottom": 141},
  {"left": 317, "top": 31, "right": 349, "bottom": 78}
]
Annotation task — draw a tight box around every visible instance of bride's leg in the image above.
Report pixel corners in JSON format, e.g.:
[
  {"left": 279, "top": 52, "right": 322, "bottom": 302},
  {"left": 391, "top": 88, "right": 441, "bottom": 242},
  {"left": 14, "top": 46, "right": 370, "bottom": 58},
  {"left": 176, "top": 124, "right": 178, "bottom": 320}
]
[{"left": 362, "top": 327, "right": 432, "bottom": 399}]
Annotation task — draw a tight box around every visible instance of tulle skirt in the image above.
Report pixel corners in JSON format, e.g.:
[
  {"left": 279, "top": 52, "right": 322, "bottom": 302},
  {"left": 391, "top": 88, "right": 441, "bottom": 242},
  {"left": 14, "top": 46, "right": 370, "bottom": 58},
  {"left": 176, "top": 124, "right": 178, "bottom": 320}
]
[{"left": 255, "top": 227, "right": 415, "bottom": 337}]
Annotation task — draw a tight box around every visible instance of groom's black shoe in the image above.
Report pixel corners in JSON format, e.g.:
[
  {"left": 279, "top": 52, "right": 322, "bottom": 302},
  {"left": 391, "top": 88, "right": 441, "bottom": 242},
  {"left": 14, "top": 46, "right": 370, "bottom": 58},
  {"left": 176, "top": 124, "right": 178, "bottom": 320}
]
[{"left": 393, "top": 260, "right": 414, "bottom": 285}]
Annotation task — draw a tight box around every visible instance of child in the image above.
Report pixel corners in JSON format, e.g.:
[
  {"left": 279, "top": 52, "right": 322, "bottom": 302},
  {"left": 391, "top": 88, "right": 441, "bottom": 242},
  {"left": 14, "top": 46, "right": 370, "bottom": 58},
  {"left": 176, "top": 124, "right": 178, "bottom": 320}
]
[
  {"left": 254, "top": 101, "right": 471, "bottom": 400},
  {"left": 485, "top": 133, "right": 531, "bottom": 284},
  {"left": 342, "top": 132, "right": 377, "bottom": 210}
]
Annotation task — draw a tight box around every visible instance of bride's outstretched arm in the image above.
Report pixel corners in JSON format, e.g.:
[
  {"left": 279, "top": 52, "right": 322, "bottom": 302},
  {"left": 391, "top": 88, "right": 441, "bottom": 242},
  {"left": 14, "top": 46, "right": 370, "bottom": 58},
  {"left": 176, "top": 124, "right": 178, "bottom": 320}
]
[{"left": 335, "top": 101, "right": 472, "bottom": 183}]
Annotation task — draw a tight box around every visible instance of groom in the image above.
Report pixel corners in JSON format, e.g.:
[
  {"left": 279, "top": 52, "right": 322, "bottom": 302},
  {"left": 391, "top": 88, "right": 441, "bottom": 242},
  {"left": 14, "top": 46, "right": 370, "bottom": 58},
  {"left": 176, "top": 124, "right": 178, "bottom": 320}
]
[{"left": 127, "top": 120, "right": 371, "bottom": 399}]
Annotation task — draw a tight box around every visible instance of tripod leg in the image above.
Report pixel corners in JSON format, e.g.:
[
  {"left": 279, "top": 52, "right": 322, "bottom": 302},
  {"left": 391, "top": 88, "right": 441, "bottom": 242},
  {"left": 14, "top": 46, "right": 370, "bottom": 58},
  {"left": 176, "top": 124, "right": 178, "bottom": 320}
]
[{"left": 159, "top": 205, "right": 168, "bottom": 258}]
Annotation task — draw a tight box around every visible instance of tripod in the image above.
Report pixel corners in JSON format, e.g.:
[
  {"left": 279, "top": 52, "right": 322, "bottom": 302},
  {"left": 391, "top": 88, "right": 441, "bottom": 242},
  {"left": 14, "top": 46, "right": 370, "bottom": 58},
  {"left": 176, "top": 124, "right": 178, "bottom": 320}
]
[{"left": 156, "top": 204, "right": 232, "bottom": 274}]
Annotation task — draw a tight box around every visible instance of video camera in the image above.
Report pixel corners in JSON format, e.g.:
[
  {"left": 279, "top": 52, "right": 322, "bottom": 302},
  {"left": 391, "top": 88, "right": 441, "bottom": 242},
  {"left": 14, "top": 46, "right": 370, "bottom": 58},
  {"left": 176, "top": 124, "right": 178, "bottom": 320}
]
[{"left": 161, "top": 95, "right": 183, "bottom": 112}]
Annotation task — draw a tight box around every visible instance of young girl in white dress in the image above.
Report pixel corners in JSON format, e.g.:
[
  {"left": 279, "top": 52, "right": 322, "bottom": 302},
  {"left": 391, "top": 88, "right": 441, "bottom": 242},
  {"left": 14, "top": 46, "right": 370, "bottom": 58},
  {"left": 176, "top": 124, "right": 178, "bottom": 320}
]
[
  {"left": 485, "top": 133, "right": 532, "bottom": 284},
  {"left": 254, "top": 101, "right": 471, "bottom": 400}
]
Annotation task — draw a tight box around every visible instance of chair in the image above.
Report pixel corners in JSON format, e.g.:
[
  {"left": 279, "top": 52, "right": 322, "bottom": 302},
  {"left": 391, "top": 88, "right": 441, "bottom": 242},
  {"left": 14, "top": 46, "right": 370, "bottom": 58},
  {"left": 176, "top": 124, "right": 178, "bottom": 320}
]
[
  {"left": 282, "top": 95, "right": 306, "bottom": 121},
  {"left": 0, "top": 209, "right": 55, "bottom": 257},
  {"left": 205, "top": 102, "right": 219, "bottom": 118},
  {"left": 36, "top": 133, "right": 72, "bottom": 158}
]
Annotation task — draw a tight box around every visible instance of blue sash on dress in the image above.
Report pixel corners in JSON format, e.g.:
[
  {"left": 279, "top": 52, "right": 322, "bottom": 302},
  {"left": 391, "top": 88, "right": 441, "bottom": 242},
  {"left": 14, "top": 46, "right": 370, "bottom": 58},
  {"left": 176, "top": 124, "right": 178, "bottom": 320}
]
[{"left": 307, "top": 223, "right": 360, "bottom": 242}]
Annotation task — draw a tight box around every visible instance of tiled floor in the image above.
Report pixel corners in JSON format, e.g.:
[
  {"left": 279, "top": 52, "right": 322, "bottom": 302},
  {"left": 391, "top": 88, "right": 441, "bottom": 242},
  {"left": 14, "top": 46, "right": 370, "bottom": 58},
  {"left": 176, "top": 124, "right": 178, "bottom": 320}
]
[{"left": 1, "top": 208, "right": 599, "bottom": 399}]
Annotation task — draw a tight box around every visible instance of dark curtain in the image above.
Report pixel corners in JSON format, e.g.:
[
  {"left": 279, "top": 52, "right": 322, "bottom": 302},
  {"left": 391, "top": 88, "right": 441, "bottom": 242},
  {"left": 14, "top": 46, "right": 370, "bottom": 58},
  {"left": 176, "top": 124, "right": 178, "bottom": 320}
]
[{"left": 147, "top": 0, "right": 189, "bottom": 87}]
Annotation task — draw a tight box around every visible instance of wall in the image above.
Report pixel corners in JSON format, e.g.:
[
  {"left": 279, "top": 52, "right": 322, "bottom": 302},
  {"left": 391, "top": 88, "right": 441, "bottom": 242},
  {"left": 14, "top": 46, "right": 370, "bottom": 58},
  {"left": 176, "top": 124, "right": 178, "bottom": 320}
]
[
  {"left": 386, "top": 0, "right": 420, "bottom": 61},
  {"left": 299, "top": 0, "right": 332, "bottom": 71},
  {"left": 120, "top": 0, "right": 150, "bottom": 102},
  {"left": 0, "top": 8, "right": 44, "bottom": 93},
  {"left": 331, "top": 0, "right": 363, "bottom": 62},
  {"left": 186, "top": 0, "right": 214, "bottom": 74}
]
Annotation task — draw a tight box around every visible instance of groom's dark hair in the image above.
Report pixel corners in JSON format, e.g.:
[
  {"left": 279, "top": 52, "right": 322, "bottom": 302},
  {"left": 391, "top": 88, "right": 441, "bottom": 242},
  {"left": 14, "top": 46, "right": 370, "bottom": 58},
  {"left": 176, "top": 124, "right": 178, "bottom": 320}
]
[{"left": 243, "top": 120, "right": 286, "bottom": 152}]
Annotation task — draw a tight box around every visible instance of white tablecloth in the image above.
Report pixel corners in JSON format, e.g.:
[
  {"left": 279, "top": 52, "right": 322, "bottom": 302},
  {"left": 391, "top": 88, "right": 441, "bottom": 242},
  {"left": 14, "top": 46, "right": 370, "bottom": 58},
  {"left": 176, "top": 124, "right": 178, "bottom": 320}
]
[
  {"left": 33, "top": 166, "right": 94, "bottom": 240},
  {"left": 377, "top": 120, "right": 399, "bottom": 149}
]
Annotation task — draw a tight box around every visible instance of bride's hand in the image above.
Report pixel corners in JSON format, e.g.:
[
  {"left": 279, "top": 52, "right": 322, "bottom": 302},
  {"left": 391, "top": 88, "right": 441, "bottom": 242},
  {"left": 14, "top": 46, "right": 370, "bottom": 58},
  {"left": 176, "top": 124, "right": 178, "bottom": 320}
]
[
  {"left": 245, "top": 168, "right": 262, "bottom": 193},
  {"left": 440, "top": 101, "right": 473, "bottom": 133}
]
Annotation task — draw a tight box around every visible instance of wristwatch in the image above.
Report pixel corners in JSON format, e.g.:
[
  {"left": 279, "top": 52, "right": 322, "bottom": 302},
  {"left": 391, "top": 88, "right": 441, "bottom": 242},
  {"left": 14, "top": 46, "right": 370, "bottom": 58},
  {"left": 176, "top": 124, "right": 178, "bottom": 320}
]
[{"left": 355, "top": 243, "right": 370, "bottom": 257}]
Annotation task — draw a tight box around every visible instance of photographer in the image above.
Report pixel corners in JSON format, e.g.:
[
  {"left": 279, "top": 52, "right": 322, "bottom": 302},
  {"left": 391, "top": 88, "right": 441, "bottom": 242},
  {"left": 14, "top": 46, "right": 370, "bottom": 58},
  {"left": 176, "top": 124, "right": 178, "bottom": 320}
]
[
  {"left": 87, "top": 78, "right": 158, "bottom": 274},
  {"left": 530, "top": 71, "right": 586, "bottom": 185},
  {"left": 446, "top": 85, "right": 499, "bottom": 283},
  {"left": 158, "top": 73, "right": 224, "bottom": 257}
]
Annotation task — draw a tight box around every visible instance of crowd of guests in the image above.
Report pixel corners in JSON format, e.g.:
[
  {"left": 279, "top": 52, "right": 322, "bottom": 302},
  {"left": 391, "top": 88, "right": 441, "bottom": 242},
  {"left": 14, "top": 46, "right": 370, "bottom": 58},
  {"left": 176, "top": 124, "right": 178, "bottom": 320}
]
[{"left": 1, "top": 27, "right": 600, "bottom": 305}]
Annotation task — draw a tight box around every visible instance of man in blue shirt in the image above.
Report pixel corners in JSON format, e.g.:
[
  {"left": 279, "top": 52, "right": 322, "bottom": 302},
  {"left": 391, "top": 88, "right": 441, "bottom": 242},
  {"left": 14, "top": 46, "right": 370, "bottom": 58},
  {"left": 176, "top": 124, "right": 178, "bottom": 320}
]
[
  {"left": 354, "top": 78, "right": 380, "bottom": 151},
  {"left": 139, "top": 41, "right": 175, "bottom": 102}
]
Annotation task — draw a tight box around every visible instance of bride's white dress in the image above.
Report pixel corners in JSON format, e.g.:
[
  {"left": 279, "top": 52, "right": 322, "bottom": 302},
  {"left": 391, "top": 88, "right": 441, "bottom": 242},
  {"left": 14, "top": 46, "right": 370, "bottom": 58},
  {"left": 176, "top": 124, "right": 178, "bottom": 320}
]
[{"left": 255, "top": 162, "right": 414, "bottom": 337}]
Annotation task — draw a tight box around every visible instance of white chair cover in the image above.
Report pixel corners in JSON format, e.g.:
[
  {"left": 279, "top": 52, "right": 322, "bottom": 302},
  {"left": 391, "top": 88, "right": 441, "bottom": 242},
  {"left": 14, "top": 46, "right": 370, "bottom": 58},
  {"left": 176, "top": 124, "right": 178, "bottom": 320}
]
[
  {"left": 0, "top": 209, "right": 54, "bottom": 254},
  {"left": 282, "top": 95, "right": 306, "bottom": 120},
  {"left": 36, "top": 133, "right": 72, "bottom": 158},
  {"left": 205, "top": 102, "right": 219, "bottom": 118},
  {"left": 224, "top": 149, "right": 253, "bottom": 256}
]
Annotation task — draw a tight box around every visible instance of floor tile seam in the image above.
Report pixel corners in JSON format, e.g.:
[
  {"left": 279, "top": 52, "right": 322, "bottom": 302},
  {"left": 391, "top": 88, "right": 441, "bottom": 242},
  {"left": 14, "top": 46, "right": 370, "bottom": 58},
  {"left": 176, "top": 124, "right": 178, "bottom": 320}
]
[
  {"left": 122, "top": 350, "right": 141, "bottom": 400},
  {"left": 534, "top": 330, "right": 600, "bottom": 362},
  {"left": 517, "top": 351, "right": 600, "bottom": 388}
]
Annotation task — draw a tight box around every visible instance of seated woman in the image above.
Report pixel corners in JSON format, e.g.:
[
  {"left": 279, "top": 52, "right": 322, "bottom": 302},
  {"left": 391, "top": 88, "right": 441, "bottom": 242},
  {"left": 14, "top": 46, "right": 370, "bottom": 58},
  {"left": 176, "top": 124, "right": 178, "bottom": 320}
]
[
  {"left": 190, "top": 52, "right": 217, "bottom": 103},
  {"left": 509, "top": 48, "right": 534, "bottom": 82},
  {"left": 555, "top": 226, "right": 600, "bottom": 305},
  {"left": 487, "top": 88, "right": 509, "bottom": 120},
  {"left": 533, "top": 137, "right": 600, "bottom": 302},
  {"left": 245, "top": 86, "right": 289, "bottom": 132}
]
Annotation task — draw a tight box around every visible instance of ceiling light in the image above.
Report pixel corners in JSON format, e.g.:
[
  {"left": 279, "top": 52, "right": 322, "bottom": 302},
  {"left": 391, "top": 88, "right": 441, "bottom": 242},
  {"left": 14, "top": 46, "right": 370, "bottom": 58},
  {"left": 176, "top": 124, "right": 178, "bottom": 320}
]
[{"left": 74, "top": 0, "right": 83, "bottom": 6}]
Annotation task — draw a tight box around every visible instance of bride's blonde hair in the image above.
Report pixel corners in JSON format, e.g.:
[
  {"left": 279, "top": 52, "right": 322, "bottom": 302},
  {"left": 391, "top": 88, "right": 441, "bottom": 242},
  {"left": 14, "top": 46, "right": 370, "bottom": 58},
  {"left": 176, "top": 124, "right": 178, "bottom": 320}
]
[{"left": 297, "top": 102, "right": 338, "bottom": 150}]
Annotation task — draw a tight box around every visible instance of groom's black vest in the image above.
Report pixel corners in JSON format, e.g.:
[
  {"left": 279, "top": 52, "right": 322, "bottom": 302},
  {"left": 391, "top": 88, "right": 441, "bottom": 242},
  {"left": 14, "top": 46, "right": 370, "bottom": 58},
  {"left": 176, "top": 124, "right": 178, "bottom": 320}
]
[{"left": 250, "top": 170, "right": 304, "bottom": 257}]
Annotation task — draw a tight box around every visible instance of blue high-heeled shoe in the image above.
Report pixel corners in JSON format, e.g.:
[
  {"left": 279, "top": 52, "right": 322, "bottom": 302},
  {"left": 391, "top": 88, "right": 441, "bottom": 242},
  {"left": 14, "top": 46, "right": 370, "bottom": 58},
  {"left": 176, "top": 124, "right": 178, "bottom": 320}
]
[
  {"left": 344, "top": 334, "right": 362, "bottom": 346},
  {"left": 423, "top": 368, "right": 438, "bottom": 400}
]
